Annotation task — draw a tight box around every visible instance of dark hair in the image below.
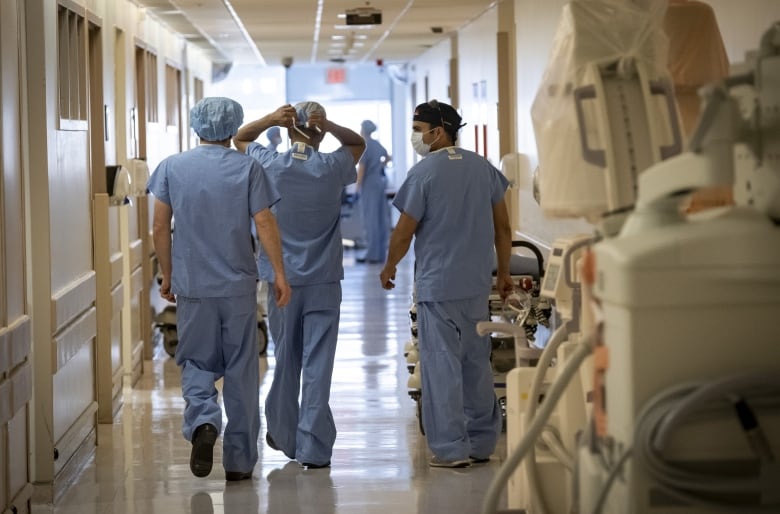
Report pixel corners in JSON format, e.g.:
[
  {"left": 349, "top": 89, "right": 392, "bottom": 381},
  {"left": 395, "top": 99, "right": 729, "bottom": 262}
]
[{"left": 412, "top": 99, "right": 465, "bottom": 143}]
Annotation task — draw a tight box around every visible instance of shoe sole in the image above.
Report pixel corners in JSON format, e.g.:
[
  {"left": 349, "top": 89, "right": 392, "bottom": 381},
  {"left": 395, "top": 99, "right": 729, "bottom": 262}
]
[
  {"left": 226, "top": 471, "right": 252, "bottom": 481},
  {"left": 429, "top": 459, "right": 470, "bottom": 468},
  {"left": 190, "top": 427, "right": 218, "bottom": 477},
  {"left": 301, "top": 461, "right": 331, "bottom": 469}
]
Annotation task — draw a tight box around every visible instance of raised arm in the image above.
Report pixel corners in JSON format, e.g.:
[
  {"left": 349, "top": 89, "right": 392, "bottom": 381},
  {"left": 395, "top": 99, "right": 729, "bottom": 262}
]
[
  {"left": 234, "top": 104, "right": 297, "bottom": 153},
  {"left": 357, "top": 161, "right": 366, "bottom": 190},
  {"left": 308, "top": 111, "right": 366, "bottom": 164}
]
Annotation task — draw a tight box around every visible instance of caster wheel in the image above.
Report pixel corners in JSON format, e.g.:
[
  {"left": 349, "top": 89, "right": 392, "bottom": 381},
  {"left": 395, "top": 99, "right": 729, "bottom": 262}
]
[
  {"left": 162, "top": 328, "right": 178, "bottom": 357},
  {"left": 499, "top": 396, "right": 508, "bottom": 433},
  {"left": 416, "top": 395, "right": 425, "bottom": 435},
  {"left": 409, "top": 390, "right": 425, "bottom": 436},
  {"left": 258, "top": 320, "right": 269, "bottom": 356}
]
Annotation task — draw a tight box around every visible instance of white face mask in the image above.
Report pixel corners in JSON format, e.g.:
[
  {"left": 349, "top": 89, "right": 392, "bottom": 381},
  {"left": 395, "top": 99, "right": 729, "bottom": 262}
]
[{"left": 410, "top": 128, "right": 438, "bottom": 157}]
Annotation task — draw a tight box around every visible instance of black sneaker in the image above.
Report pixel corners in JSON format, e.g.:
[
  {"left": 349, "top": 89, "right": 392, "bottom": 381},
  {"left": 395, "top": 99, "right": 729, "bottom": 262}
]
[
  {"left": 190, "top": 424, "right": 218, "bottom": 477},
  {"left": 469, "top": 456, "right": 490, "bottom": 464},
  {"left": 301, "top": 461, "right": 331, "bottom": 469},
  {"left": 225, "top": 470, "right": 253, "bottom": 481}
]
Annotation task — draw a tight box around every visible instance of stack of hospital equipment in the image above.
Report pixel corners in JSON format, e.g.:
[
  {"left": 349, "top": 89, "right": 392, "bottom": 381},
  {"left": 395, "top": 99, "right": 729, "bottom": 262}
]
[
  {"left": 481, "top": 1, "right": 780, "bottom": 513},
  {"left": 482, "top": 0, "right": 674, "bottom": 511}
]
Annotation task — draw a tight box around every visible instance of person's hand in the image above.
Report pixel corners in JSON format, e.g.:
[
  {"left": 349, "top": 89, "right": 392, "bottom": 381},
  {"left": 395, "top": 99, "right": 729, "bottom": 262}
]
[
  {"left": 380, "top": 265, "right": 396, "bottom": 290},
  {"left": 495, "top": 272, "right": 514, "bottom": 301},
  {"left": 273, "top": 275, "right": 292, "bottom": 307},
  {"left": 307, "top": 110, "right": 327, "bottom": 133},
  {"left": 273, "top": 104, "right": 297, "bottom": 128},
  {"left": 160, "top": 276, "right": 176, "bottom": 303}
]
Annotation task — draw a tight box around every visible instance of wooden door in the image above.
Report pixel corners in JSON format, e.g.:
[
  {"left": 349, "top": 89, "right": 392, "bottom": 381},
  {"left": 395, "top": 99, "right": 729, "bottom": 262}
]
[{"left": 0, "top": 0, "right": 34, "bottom": 511}]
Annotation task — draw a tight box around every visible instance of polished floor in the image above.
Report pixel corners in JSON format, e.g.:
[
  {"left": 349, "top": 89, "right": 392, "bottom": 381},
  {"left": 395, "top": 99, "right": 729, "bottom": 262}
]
[{"left": 42, "top": 251, "right": 508, "bottom": 514}]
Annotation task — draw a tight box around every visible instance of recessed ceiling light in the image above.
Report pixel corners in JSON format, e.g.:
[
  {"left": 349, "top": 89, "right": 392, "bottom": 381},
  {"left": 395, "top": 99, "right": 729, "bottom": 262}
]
[{"left": 334, "top": 24, "right": 373, "bottom": 30}]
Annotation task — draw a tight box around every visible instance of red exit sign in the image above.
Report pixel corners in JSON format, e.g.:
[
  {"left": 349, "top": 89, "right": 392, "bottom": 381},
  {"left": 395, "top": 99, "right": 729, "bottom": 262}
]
[{"left": 326, "top": 67, "right": 347, "bottom": 84}]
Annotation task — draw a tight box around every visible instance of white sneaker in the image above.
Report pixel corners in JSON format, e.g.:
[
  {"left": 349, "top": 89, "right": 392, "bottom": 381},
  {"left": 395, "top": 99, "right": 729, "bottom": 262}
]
[{"left": 429, "top": 456, "right": 470, "bottom": 468}]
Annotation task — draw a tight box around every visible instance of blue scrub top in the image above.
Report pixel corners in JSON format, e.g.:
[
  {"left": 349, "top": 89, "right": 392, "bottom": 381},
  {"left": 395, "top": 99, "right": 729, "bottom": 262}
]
[
  {"left": 147, "top": 144, "right": 280, "bottom": 298},
  {"left": 393, "top": 146, "right": 509, "bottom": 302},
  {"left": 359, "top": 138, "right": 388, "bottom": 186},
  {"left": 247, "top": 141, "right": 357, "bottom": 286}
]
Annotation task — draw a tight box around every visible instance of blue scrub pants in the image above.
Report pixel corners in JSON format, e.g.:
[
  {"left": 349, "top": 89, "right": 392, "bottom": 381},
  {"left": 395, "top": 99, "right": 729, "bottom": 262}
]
[
  {"left": 417, "top": 296, "right": 501, "bottom": 461},
  {"left": 265, "top": 281, "right": 341, "bottom": 466},
  {"left": 360, "top": 175, "right": 389, "bottom": 262},
  {"left": 175, "top": 294, "right": 260, "bottom": 474}
]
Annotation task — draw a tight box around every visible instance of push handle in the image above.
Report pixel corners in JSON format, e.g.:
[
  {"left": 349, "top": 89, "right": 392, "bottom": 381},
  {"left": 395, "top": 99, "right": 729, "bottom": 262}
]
[
  {"left": 573, "top": 85, "right": 607, "bottom": 168},
  {"left": 512, "top": 240, "right": 545, "bottom": 278},
  {"left": 476, "top": 321, "right": 526, "bottom": 338},
  {"left": 649, "top": 79, "right": 683, "bottom": 160}
]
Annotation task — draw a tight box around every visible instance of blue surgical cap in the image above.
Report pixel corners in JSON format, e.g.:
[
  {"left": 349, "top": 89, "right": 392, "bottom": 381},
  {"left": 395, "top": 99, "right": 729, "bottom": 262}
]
[
  {"left": 190, "top": 97, "right": 244, "bottom": 141},
  {"left": 361, "top": 120, "right": 377, "bottom": 134},
  {"left": 294, "top": 101, "right": 326, "bottom": 126},
  {"left": 267, "top": 126, "right": 281, "bottom": 139}
]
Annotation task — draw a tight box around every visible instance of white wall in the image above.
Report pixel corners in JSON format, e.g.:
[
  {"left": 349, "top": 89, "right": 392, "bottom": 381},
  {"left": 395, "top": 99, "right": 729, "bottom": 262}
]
[
  {"left": 707, "top": 0, "right": 780, "bottom": 64},
  {"left": 458, "top": 8, "right": 501, "bottom": 166},
  {"left": 405, "top": 40, "right": 452, "bottom": 172},
  {"left": 405, "top": 8, "right": 503, "bottom": 168},
  {"left": 514, "top": 0, "right": 569, "bottom": 166}
]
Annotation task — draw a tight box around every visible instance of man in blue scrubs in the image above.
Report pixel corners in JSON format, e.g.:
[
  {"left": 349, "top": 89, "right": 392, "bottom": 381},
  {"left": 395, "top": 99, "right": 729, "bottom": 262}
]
[
  {"left": 266, "top": 126, "right": 283, "bottom": 152},
  {"left": 356, "top": 119, "right": 391, "bottom": 263},
  {"left": 379, "top": 100, "right": 514, "bottom": 468},
  {"left": 235, "top": 102, "right": 365, "bottom": 469},
  {"left": 147, "top": 97, "right": 291, "bottom": 481}
]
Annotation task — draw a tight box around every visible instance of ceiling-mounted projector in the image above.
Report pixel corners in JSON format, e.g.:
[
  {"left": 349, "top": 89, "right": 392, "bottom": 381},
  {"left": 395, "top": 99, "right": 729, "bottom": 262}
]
[{"left": 345, "top": 6, "right": 382, "bottom": 25}]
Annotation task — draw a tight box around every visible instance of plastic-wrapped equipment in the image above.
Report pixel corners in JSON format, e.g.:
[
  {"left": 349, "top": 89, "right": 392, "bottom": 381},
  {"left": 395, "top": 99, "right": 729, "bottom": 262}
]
[{"left": 532, "top": 0, "right": 681, "bottom": 223}]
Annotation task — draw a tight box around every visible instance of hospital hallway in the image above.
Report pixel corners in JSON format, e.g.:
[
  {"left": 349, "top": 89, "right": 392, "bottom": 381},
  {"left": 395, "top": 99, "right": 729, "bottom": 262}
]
[{"left": 36, "top": 250, "right": 508, "bottom": 514}]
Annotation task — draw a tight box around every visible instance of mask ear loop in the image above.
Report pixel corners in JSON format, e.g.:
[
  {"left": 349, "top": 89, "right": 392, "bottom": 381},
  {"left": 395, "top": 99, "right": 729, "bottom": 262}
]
[
  {"left": 291, "top": 116, "right": 311, "bottom": 139},
  {"left": 302, "top": 107, "right": 324, "bottom": 133}
]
